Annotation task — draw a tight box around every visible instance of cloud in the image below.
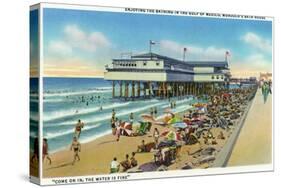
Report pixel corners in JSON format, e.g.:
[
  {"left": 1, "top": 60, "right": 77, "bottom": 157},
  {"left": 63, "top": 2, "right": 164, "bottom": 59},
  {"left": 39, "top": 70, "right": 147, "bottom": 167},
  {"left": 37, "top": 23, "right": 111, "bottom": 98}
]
[
  {"left": 230, "top": 54, "right": 272, "bottom": 78},
  {"left": 157, "top": 39, "right": 272, "bottom": 78},
  {"left": 158, "top": 40, "right": 229, "bottom": 61},
  {"left": 242, "top": 32, "right": 272, "bottom": 53},
  {"left": 44, "top": 57, "right": 105, "bottom": 77},
  {"left": 47, "top": 24, "right": 111, "bottom": 56},
  {"left": 48, "top": 41, "right": 73, "bottom": 55}
]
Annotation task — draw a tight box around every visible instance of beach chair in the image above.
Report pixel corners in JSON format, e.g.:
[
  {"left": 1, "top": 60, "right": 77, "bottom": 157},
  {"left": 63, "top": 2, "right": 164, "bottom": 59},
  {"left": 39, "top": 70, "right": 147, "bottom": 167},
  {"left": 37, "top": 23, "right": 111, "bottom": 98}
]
[
  {"left": 137, "top": 122, "right": 146, "bottom": 135},
  {"left": 137, "top": 121, "right": 150, "bottom": 135}
]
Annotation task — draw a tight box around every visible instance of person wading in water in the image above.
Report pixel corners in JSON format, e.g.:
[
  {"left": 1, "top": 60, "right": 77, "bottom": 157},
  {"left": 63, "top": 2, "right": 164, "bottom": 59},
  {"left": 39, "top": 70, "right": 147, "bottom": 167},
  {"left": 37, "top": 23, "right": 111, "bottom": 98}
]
[{"left": 74, "top": 119, "right": 84, "bottom": 139}]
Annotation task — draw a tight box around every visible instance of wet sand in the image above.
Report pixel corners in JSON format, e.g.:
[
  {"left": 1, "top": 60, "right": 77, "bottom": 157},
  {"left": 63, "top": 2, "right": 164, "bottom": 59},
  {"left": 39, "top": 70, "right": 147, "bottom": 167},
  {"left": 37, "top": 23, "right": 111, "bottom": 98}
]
[
  {"left": 227, "top": 89, "right": 272, "bottom": 166},
  {"left": 43, "top": 122, "right": 166, "bottom": 177}
]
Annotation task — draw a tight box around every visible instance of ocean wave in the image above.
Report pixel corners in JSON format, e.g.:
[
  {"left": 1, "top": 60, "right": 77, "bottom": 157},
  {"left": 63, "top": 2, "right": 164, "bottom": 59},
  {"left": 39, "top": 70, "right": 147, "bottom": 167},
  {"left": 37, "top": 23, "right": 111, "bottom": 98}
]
[
  {"left": 80, "top": 129, "right": 112, "bottom": 144},
  {"left": 43, "top": 102, "right": 131, "bottom": 122},
  {"left": 30, "top": 99, "right": 39, "bottom": 103},
  {"left": 43, "top": 123, "right": 101, "bottom": 139},
  {"left": 44, "top": 87, "right": 112, "bottom": 97},
  {"left": 48, "top": 100, "right": 168, "bottom": 127},
  {"left": 30, "top": 112, "right": 39, "bottom": 121},
  {"left": 30, "top": 93, "right": 39, "bottom": 97}
]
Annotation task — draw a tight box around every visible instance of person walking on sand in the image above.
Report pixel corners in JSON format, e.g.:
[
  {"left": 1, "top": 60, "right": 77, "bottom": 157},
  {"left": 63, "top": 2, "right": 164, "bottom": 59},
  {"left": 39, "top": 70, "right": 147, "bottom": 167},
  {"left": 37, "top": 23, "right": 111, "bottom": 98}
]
[
  {"left": 111, "top": 117, "right": 116, "bottom": 135},
  {"left": 74, "top": 119, "right": 84, "bottom": 139},
  {"left": 31, "top": 137, "right": 39, "bottom": 163},
  {"left": 116, "top": 120, "right": 122, "bottom": 141},
  {"left": 70, "top": 137, "right": 81, "bottom": 165},
  {"left": 43, "top": 138, "right": 52, "bottom": 165}
]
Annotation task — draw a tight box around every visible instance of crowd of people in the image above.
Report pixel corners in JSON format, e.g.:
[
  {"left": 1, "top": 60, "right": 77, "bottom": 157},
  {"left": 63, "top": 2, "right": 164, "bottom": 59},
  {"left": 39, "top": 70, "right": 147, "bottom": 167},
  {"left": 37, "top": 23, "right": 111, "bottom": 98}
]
[{"left": 108, "top": 85, "right": 258, "bottom": 173}]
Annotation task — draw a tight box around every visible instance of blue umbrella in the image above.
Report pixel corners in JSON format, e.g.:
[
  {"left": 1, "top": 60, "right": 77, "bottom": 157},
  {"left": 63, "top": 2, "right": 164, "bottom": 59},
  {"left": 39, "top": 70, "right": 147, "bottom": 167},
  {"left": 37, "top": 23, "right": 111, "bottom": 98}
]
[{"left": 172, "top": 122, "right": 187, "bottom": 129}]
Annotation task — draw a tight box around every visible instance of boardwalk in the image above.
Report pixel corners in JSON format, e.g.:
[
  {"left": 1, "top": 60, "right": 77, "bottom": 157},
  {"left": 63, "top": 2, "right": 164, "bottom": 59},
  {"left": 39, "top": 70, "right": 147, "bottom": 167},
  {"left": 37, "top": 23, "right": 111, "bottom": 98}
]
[{"left": 227, "top": 88, "right": 272, "bottom": 166}]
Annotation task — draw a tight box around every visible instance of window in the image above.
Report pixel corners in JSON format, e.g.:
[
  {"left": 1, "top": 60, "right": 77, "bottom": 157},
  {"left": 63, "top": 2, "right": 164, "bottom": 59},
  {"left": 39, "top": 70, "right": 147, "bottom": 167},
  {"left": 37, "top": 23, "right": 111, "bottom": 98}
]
[
  {"left": 221, "top": 75, "right": 224, "bottom": 79},
  {"left": 216, "top": 75, "right": 219, "bottom": 79},
  {"left": 143, "top": 62, "right": 147, "bottom": 66},
  {"left": 211, "top": 75, "right": 214, "bottom": 79},
  {"left": 156, "top": 62, "right": 160, "bottom": 66}
]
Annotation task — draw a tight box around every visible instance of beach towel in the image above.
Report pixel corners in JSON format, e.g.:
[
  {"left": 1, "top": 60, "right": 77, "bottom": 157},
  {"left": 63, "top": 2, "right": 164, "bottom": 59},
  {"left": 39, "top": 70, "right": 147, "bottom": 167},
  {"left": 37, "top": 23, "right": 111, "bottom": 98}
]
[
  {"left": 139, "top": 162, "right": 160, "bottom": 172},
  {"left": 158, "top": 140, "right": 176, "bottom": 148}
]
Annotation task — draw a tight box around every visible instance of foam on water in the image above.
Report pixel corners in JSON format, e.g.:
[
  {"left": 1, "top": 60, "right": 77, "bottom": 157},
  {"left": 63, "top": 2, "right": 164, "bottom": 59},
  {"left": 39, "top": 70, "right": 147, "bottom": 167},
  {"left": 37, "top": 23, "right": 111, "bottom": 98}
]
[
  {"left": 44, "top": 87, "right": 111, "bottom": 97},
  {"left": 43, "top": 102, "right": 131, "bottom": 122},
  {"left": 44, "top": 123, "right": 101, "bottom": 139}
]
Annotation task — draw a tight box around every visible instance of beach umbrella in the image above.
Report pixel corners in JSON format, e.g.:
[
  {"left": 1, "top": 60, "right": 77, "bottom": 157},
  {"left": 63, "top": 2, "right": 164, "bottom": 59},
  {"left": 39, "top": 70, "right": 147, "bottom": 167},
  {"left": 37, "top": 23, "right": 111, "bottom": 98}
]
[
  {"left": 140, "top": 114, "right": 155, "bottom": 123},
  {"left": 167, "top": 117, "right": 181, "bottom": 124},
  {"left": 161, "top": 130, "right": 181, "bottom": 141},
  {"left": 183, "top": 118, "right": 192, "bottom": 125},
  {"left": 161, "top": 130, "right": 171, "bottom": 137},
  {"left": 222, "top": 93, "right": 231, "bottom": 98},
  {"left": 123, "top": 128, "right": 133, "bottom": 136},
  {"left": 123, "top": 122, "right": 132, "bottom": 130},
  {"left": 172, "top": 122, "right": 187, "bottom": 129}
]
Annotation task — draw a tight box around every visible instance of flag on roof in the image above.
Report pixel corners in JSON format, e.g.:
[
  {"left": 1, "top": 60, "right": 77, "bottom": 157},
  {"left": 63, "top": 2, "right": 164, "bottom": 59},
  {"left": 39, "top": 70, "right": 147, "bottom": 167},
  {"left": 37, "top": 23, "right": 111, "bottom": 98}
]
[{"left": 150, "top": 40, "right": 156, "bottom": 45}]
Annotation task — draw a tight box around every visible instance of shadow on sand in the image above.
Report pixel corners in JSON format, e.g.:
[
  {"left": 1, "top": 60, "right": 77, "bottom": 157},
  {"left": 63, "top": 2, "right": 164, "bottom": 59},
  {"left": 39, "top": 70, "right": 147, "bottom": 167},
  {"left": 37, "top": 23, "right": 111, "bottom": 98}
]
[
  {"left": 98, "top": 139, "right": 116, "bottom": 145},
  {"left": 45, "top": 162, "right": 73, "bottom": 170}
]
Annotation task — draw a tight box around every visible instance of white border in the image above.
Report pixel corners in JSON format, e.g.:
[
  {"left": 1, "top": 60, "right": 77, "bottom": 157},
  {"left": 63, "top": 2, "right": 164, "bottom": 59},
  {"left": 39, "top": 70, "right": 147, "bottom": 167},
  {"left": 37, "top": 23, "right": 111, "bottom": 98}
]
[
  {"left": 40, "top": 164, "right": 273, "bottom": 185},
  {"left": 36, "top": 2, "right": 274, "bottom": 185},
  {"left": 39, "top": 2, "right": 273, "bottom": 21}
]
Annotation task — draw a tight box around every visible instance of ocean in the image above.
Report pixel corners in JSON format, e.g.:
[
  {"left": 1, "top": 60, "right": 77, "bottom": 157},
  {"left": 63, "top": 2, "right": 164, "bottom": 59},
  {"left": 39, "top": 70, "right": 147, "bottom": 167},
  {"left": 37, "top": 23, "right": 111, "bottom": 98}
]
[{"left": 30, "top": 77, "right": 203, "bottom": 153}]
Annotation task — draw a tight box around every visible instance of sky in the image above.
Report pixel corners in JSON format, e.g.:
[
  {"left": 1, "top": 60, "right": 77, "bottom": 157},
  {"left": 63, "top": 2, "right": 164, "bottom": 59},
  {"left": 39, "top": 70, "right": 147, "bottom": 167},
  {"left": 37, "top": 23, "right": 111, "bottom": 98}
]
[
  {"left": 38, "top": 8, "right": 273, "bottom": 78},
  {"left": 30, "top": 9, "right": 39, "bottom": 77}
]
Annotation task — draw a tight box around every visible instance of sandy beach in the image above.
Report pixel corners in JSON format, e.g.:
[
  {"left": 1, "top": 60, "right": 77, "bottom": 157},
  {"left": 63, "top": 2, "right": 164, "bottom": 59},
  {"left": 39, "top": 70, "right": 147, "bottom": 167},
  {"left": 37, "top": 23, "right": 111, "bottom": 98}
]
[
  {"left": 43, "top": 122, "right": 167, "bottom": 177},
  {"left": 43, "top": 115, "right": 232, "bottom": 177},
  {"left": 41, "top": 86, "right": 266, "bottom": 178}
]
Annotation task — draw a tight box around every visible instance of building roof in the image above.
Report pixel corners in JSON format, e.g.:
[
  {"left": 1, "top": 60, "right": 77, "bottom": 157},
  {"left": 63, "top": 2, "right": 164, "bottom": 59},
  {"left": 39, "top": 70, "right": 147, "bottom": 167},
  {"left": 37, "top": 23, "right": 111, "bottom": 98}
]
[
  {"left": 130, "top": 52, "right": 228, "bottom": 68},
  {"left": 187, "top": 61, "right": 228, "bottom": 68}
]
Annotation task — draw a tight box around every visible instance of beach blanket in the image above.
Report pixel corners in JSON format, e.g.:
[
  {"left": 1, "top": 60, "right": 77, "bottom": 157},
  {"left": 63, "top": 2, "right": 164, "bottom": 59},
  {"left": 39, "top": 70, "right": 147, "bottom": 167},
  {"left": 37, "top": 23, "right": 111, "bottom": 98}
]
[
  {"left": 139, "top": 162, "right": 160, "bottom": 172},
  {"left": 158, "top": 140, "right": 177, "bottom": 148}
]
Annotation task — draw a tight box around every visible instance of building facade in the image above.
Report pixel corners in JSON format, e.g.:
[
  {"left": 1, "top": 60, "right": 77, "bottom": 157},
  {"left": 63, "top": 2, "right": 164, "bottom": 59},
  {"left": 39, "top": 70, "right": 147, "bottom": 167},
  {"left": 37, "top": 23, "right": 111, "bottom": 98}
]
[{"left": 104, "top": 52, "right": 230, "bottom": 99}]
